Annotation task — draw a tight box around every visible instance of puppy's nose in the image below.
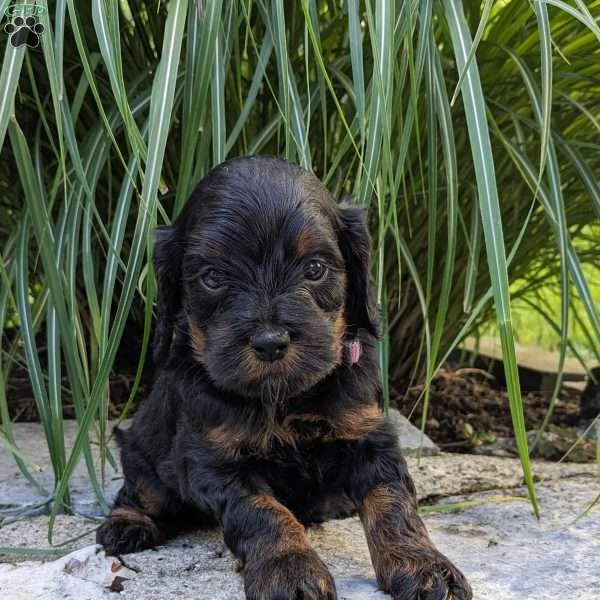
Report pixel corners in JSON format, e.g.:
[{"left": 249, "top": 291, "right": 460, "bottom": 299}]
[{"left": 250, "top": 327, "right": 290, "bottom": 362}]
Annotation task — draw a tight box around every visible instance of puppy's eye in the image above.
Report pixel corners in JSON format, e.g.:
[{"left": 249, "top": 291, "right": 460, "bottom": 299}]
[
  {"left": 304, "top": 259, "right": 327, "bottom": 281},
  {"left": 200, "top": 268, "right": 224, "bottom": 290}
]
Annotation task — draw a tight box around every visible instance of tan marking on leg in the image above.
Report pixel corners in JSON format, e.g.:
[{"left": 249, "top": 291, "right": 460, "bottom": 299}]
[
  {"left": 359, "top": 483, "right": 434, "bottom": 591},
  {"left": 247, "top": 494, "right": 310, "bottom": 556},
  {"left": 242, "top": 494, "right": 335, "bottom": 599},
  {"left": 111, "top": 507, "right": 160, "bottom": 533},
  {"left": 359, "top": 483, "right": 397, "bottom": 532},
  {"left": 135, "top": 480, "right": 166, "bottom": 518}
]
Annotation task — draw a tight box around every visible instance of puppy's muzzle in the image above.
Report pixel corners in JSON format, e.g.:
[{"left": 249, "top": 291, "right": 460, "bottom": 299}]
[{"left": 250, "top": 326, "right": 290, "bottom": 362}]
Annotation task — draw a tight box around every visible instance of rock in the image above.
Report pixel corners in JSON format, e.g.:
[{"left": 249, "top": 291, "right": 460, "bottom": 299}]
[
  {"left": 387, "top": 408, "right": 440, "bottom": 456},
  {"left": 0, "top": 476, "right": 598, "bottom": 599},
  {"left": 0, "top": 545, "right": 136, "bottom": 600},
  {"left": 405, "top": 452, "right": 595, "bottom": 501},
  {"left": 2, "top": 423, "right": 599, "bottom": 598}
]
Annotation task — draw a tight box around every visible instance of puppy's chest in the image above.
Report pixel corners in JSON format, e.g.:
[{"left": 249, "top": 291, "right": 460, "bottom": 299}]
[
  {"left": 260, "top": 443, "right": 358, "bottom": 523},
  {"left": 204, "top": 403, "right": 383, "bottom": 460}
]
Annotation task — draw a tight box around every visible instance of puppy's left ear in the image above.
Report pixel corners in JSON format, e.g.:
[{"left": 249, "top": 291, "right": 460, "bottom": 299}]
[
  {"left": 152, "top": 224, "right": 183, "bottom": 365},
  {"left": 337, "top": 201, "right": 380, "bottom": 338}
]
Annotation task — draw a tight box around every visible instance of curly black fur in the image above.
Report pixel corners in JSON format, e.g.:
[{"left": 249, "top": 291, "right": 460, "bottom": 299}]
[{"left": 97, "top": 156, "right": 471, "bottom": 600}]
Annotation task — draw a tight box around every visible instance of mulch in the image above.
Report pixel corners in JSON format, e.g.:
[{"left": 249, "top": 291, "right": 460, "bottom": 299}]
[
  {"left": 5, "top": 368, "right": 153, "bottom": 422},
  {"left": 392, "top": 367, "right": 595, "bottom": 461}
]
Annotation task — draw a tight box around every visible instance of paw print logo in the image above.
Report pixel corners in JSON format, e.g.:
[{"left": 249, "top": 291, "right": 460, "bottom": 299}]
[{"left": 4, "top": 16, "right": 44, "bottom": 49}]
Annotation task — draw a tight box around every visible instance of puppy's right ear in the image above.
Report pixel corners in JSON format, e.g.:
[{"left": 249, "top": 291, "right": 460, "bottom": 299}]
[
  {"left": 337, "top": 201, "right": 380, "bottom": 338},
  {"left": 152, "top": 224, "right": 182, "bottom": 365}
]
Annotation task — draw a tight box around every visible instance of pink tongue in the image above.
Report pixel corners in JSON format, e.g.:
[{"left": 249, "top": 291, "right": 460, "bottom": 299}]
[{"left": 350, "top": 339, "right": 362, "bottom": 364}]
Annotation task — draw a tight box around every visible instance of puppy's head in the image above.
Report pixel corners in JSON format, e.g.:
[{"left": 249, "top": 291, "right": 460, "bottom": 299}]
[{"left": 153, "top": 156, "right": 378, "bottom": 401}]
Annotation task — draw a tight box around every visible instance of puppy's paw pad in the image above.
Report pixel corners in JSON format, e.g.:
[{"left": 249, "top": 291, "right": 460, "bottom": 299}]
[
  {"left": 246, "top": 550, "right": 337, "bottom": 600},
  {"left": 96, "top": 513, "right": 160, "bottom": 555}
]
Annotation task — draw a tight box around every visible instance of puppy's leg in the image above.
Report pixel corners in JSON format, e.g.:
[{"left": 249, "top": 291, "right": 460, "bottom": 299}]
[
  {"left": 96, "top": 473, "right": 177, "bottom": 555},
  {"left": 222, "top": 493, "right": 337, "bottom": 600},
  {"left": 354, "top": 427, "right": 472, "bottom": 600},
  {"left": 97, "top": 431, "right": 199, "bottom": 555}
]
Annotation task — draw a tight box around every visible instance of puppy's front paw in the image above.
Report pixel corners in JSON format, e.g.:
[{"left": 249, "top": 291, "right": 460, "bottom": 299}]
[
  {"left": 245, "top": 550, "right": 337, "bottom": 600},
  {"left": 96, "top": 508, "right": 161, "bottom": 555},
  {"left": 386, "top": 549, "right": 472, "bottom": 600}
]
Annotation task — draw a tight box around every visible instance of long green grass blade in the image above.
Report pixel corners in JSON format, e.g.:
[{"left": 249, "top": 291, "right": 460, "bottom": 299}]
[
  {"left": 450, "top": 0, "right": 494, "bottom": 107},
  {"left": 48, "top": 0, "right": 189, "bottom": 541},
  {"left": 532, "top": 0, "right": 553, "bottom": 181},
  {"left": 175, "top": 0, "right": 222, "bottom": 213},
  {"left": 92, "top": 0, "right": 147, "bottom": 160},
  {"left": 444, "top": 0, "right": 539, "bottom": 516}
]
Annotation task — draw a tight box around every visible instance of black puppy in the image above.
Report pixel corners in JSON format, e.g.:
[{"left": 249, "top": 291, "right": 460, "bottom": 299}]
[{"left": 97, "top": 156, "right": 471, "bottom": 600}]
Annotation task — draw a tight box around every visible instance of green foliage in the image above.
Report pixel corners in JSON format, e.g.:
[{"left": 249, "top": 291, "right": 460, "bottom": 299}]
[{"left": 1, "top": 0, "right": 599, "bottom": 526}]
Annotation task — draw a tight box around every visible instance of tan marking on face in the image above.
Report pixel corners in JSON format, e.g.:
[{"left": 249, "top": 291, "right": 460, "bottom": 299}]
[
  {"left": 239, "top": 344, "right": 304, "bottom": 385},
  {"left": 188, "top": 318, "right": 207, "bottom": 362},
  {"left": 295, "top": 228, "right": 322, "bottom": 256},
  {"left": 332, "top": 308, "right": 346, "bottom": 363},
  {"left": 240, "top": 345, "right": 266, "bottom": 384}
]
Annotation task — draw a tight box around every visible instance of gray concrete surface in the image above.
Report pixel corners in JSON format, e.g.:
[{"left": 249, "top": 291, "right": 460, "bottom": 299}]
[
  {"left": 0, "top": 476, "right": 598, "bottom": 599},
  {"left": 0, "top": 421, "right": 121, "bottom": 517}
]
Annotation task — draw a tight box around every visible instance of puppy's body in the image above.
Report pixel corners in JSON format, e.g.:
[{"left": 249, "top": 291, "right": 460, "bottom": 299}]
[{"left": 98, "top": 157, "right": 471, "bottom": 600}]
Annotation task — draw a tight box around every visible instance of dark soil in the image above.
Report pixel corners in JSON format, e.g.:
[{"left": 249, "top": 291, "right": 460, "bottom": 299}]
[
  {"left": 392, "top": 367, "right": 596, "bottom": 461},
  {"left": 5, "top": 367, "right": 153, "bottom": 422}
]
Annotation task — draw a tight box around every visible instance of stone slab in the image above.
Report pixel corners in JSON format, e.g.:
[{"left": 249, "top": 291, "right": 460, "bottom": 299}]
[{"left": 0, "top": 476, "right": 598, "bottom": 599}]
